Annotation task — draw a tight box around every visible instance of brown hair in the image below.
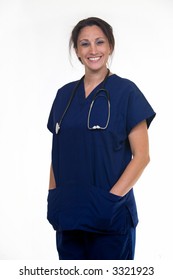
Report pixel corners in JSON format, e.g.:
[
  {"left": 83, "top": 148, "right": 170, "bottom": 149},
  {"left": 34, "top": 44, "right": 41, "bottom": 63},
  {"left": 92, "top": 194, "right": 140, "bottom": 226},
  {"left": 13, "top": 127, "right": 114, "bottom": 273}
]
[{"left": 69, "top": 17, "right": 115, "bottom": 57}]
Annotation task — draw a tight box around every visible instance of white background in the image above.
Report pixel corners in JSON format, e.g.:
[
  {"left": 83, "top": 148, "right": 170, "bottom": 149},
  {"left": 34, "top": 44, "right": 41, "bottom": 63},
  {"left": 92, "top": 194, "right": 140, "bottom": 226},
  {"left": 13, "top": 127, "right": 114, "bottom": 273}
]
[{"left": 0, "top": 0, "right": 173, "bottom": 261}]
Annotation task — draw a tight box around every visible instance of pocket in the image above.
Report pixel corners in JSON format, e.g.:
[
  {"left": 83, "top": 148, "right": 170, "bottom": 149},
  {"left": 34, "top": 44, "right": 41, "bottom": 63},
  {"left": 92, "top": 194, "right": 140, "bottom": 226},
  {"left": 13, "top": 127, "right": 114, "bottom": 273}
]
[
  {"left": 47, "top": 185, "right": 89, "bottom": 231},
  {"left": 47, "top": 184, "right": 128, "bottom": 233},
  {"left": 89, "top": 185, "right": 127, "bottom": 233}
]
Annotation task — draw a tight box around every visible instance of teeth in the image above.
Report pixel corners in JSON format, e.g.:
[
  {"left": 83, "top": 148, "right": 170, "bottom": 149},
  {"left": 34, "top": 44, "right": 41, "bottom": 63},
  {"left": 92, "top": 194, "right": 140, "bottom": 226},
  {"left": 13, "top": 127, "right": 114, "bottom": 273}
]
[{"left": 88, "top": 57, "right": 100, "bottom": 61}]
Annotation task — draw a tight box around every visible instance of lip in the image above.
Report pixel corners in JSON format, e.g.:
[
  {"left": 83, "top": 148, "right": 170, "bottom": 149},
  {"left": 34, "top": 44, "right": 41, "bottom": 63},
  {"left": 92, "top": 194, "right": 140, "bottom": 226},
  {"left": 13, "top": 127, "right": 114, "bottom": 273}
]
[{"left": 88, "top": 56, "right": 102, "bottom": 62}]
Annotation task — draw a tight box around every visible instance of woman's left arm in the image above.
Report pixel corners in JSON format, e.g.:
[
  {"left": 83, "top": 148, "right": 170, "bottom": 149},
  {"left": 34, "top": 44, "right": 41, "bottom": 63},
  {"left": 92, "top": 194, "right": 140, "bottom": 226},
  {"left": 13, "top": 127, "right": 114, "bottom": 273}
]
[{"left": 110, "top": 120, "right": 150, "bottom": 197}]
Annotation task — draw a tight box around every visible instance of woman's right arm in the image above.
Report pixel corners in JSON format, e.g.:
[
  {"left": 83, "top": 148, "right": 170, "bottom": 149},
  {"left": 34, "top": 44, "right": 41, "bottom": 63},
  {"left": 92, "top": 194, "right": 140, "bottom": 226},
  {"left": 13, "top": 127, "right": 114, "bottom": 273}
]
[{"left": 49, "top": 163, "right": 56, "bottom": 190}]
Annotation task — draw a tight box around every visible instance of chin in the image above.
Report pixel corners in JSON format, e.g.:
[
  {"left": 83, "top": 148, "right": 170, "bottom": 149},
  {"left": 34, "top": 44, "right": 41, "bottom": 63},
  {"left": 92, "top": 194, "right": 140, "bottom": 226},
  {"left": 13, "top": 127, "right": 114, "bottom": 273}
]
[{"left": 86, "top": 64, "right": 106, "bottom": 72}]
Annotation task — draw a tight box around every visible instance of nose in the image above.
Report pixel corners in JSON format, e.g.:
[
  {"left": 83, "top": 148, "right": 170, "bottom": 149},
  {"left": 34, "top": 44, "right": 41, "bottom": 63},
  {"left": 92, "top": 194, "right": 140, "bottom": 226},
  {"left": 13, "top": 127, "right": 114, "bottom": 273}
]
[{"left": 89, "top": 43, "right": 98, "bottom": 54}]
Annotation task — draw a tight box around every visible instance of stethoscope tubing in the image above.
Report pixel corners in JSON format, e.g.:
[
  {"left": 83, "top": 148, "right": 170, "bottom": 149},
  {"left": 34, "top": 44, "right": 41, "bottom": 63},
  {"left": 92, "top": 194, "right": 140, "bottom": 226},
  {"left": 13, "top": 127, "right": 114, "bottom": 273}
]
[
  {"left": 55, "top": 69, "right": 110, "bottom": 134},
  {"left": 87, "top": 88, "right": 110, "bottom": 130}
]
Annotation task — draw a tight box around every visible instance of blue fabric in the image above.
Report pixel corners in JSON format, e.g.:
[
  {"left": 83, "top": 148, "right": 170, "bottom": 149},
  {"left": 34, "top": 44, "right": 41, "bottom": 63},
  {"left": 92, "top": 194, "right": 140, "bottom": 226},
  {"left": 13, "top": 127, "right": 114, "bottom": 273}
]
[
  {"left": 56, "top": 226, "right": 136, "bottom": 260},
  {"left": 47, "top": 74, "right": 156, "bottom": 233}
]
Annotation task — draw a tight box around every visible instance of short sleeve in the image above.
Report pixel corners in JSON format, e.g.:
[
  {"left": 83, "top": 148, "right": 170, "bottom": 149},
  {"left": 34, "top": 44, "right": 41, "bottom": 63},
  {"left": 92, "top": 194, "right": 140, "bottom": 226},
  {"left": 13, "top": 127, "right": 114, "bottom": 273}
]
[
  {"left": 126, "top": 83, "right": 156, "bottom": 135},
  {"left": 47, "top": 107, "right": 54, "bottom": 133},
  {"left": 47, "top": 92, "right": 58, "bottom": 133}
]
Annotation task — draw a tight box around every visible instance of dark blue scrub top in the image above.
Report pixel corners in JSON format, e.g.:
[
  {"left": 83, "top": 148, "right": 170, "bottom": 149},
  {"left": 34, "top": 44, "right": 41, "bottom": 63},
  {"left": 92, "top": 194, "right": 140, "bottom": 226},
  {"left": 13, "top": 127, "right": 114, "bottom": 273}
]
[{"left": 47, "top": 74, "right": 156, "bottom": 234}]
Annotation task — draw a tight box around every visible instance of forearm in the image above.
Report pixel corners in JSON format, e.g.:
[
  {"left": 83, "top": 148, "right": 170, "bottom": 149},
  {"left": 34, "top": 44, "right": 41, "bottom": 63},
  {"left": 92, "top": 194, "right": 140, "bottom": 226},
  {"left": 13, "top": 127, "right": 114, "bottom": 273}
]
[
  {"left": 110, "top": 154, "right": 150, "bottom": 197},
  {"left": 49, "top": 163, "right": 56, "bottom": 190}
]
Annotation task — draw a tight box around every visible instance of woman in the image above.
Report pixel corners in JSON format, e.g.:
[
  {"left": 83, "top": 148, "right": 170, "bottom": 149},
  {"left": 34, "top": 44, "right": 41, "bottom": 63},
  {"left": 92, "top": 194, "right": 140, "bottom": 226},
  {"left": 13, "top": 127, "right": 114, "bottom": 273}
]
[{"left": 47, "top": 17, "right": 156, "bottom": 260}]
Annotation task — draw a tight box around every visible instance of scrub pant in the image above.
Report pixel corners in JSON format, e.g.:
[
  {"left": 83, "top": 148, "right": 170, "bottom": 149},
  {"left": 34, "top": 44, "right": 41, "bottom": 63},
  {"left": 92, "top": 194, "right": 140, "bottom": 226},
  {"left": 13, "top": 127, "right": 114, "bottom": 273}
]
[{"left": 56, "top": 226, "right": 136, "bottom": 260}]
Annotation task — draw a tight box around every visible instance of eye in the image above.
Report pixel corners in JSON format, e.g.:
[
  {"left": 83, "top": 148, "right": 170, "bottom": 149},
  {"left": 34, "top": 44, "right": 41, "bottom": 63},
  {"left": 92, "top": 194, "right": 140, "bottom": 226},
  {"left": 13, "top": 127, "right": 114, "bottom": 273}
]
[
  {"left": 96, "top": 40, "right": 105, "bottom": 45},
  {"left": 80, "top": 41, "right": 90, "bottom": 47}
]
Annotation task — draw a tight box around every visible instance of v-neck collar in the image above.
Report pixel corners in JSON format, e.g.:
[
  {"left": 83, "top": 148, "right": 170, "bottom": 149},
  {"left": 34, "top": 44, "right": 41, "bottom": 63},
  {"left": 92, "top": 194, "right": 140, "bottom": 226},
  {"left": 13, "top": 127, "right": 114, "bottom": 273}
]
[
  {"left": 83, "top": 79, "right": 102, "bottom": 100},
  {"left": 79, "top": 76, "right": 112, "bottom": 103},
  {"left": 76, "top": 74, "right": 115, "bottom": 106}
]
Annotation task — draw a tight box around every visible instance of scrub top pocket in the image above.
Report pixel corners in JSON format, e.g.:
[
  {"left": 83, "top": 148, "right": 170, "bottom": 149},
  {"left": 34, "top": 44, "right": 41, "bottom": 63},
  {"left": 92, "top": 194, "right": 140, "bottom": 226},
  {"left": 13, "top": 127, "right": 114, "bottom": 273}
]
[
  {"left": 47, "top": 184, "right": 128, "bottom": 234},
  {"left": 88, "top": 185, "right": 127, "bottom": 234}
]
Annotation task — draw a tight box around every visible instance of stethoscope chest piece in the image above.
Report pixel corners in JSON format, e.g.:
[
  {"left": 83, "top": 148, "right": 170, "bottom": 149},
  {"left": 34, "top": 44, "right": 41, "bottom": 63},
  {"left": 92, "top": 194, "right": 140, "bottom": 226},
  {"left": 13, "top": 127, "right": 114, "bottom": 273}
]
[{"left": 55, "top": 123, "right": 60, "bottom": 134}]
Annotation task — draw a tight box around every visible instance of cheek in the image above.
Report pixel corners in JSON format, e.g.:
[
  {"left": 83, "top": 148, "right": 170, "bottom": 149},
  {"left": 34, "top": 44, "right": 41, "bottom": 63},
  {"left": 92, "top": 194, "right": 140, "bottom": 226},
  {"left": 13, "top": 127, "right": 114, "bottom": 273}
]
[
  {"left": 75, "top": 49, "right": 84, "bottom": 64},
  {"left": 105, "top": 44, "right": 112, "bottom": 55},
  {"left": 75, "top": 48, "right": 84, "bottom": 59}
]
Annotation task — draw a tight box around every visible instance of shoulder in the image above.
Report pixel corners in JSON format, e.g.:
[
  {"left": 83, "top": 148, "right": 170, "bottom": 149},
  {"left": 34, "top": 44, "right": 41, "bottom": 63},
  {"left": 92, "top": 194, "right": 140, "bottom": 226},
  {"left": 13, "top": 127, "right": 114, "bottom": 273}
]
[
  {"left": 109, "top": 74, "right": 140, "bottom": 91},
  {"left": 108, "top": 74, "right": 143, "bottom": 101},
  {"left": 52, "top": 79, "right": 80, "bottom": 103},
  {"left": 58, "top": 80, "right": 79, "bottom": 94}
]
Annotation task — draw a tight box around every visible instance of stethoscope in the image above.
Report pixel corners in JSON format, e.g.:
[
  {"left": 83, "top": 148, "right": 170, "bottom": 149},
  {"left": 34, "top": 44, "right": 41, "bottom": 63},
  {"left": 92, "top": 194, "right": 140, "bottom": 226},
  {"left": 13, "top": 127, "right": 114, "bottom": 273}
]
[{"left": 55, "top": 69, "right": 111, "bottom": 134}]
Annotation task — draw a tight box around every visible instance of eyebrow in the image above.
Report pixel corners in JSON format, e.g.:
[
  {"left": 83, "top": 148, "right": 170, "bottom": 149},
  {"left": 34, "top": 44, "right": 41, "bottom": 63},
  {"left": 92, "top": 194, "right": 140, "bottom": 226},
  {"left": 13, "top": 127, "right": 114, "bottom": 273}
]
[{"left": 79, "top": 37, "right": 105, "bottom": 42}]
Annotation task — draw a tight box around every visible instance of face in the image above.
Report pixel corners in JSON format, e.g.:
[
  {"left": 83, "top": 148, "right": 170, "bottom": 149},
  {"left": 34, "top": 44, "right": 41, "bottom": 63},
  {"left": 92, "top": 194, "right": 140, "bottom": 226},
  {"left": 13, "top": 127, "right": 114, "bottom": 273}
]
[{"left": 75, "top": 25, "right": 112, "bottom": 72}]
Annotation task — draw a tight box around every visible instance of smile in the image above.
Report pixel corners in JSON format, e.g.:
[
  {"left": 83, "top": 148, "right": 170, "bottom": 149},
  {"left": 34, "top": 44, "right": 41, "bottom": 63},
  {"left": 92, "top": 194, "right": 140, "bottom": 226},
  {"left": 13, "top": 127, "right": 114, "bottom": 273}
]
[{"left": 88, "top": 56, "right": 101, "bottom": 61}]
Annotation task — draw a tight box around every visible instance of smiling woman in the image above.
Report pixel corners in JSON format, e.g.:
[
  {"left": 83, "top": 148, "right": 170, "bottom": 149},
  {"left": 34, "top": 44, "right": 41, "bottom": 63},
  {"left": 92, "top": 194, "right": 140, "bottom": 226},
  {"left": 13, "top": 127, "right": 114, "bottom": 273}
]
[
  {"left": 69, "top": 18, "right": 115, "bottom": 97},
  {"left": 47, "top": 17, "right": 156, "bottom": 260},
  {"left": 75, "top": 25, "right": 112, "bottom": 72}
]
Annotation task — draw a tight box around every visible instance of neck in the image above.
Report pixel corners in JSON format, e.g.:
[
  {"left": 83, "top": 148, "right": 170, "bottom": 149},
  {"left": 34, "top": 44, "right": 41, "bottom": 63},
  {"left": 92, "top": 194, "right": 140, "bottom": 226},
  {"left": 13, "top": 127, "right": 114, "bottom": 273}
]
[
  {"left": 84, "top": 68, "right": 109, "bottom": 87},
  {"left": 83, "top": 68, "right": 110, "bottom": 98}
]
